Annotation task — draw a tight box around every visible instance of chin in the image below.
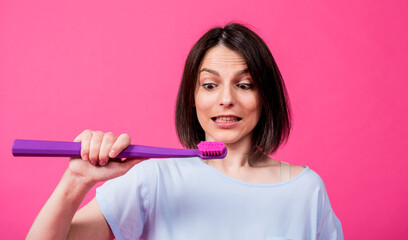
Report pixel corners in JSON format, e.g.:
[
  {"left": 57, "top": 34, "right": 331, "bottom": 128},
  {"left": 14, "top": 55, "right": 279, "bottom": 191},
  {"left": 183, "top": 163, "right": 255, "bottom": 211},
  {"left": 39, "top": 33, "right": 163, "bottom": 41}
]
[{"left": 206, "top": 132, "right": 249, "bottom": 145}]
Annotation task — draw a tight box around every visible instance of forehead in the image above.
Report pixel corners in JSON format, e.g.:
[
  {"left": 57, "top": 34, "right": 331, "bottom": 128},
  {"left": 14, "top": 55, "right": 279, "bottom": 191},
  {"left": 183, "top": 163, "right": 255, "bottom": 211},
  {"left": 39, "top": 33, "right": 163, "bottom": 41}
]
[{"left": 200, "top": 45, "right": 247, "bottom": 69}]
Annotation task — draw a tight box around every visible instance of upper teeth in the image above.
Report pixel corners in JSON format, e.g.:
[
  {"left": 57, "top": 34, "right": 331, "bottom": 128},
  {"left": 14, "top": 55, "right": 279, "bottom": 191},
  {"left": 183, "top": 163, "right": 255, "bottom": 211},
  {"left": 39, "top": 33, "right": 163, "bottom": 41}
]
[{"left": 215, "top": 116, "right": 239, "bottom": 122}]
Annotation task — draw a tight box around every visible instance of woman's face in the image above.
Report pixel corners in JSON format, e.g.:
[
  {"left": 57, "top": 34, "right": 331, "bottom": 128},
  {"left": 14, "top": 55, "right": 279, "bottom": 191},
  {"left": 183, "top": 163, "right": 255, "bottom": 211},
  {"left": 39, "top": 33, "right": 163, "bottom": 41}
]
[{"left": 194, "top": 45, "right": 262, "bottom": 145}]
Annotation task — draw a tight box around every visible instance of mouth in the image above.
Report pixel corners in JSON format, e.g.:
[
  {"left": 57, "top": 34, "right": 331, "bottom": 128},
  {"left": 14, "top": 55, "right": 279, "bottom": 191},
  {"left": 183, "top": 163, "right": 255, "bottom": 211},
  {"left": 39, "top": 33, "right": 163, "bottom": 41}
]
[{"left": 211, "top": 115, "right": 242, "bottom": 123}]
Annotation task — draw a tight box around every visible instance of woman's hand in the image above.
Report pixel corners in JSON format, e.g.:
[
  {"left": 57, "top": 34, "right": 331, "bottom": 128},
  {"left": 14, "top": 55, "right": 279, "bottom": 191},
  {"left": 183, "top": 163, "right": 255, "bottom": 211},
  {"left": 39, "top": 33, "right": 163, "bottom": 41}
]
[
  {"left": 68, "top": 130, "right": 145, "bottom": 185},
  {"left": 27, "top": 130, "right": 144, "bottom": 239}
]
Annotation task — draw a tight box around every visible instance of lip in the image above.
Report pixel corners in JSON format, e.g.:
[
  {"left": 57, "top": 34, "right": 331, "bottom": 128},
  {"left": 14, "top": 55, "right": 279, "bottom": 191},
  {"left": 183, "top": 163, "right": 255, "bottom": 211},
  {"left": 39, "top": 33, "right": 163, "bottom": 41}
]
[{"left": 211, "top": 115, "right": 242, "bottom": 129}]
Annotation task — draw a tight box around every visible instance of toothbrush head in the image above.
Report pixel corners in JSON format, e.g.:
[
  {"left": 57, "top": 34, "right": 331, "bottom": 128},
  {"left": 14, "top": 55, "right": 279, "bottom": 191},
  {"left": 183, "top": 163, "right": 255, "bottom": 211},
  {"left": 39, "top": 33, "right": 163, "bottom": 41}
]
[{"left": 197, "top": 141, "right": 227, "bottom": 159}]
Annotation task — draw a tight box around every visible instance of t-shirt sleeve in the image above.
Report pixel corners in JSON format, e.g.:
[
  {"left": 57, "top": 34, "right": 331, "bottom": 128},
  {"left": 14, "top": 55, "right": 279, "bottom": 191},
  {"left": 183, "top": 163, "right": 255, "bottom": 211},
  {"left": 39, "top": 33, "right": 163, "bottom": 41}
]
[
  {"left": 315, "top": 176, "right": 344, "bottom": 240},
  {"left": 96, "top": 162, "right": 150, "bottom": 240}
]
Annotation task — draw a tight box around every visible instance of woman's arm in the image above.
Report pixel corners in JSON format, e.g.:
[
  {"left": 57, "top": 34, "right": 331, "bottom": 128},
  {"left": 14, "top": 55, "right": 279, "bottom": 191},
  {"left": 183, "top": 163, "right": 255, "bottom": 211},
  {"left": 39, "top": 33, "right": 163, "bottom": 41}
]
[
  {"left": 68, "top": 198, "right": 114, "bottom": 240},
  {"left": 27, "top": 169, "right": 102, "bottom": 239},
  {"left": 26, "top": 130, "right": 143, "bottom": 240}
]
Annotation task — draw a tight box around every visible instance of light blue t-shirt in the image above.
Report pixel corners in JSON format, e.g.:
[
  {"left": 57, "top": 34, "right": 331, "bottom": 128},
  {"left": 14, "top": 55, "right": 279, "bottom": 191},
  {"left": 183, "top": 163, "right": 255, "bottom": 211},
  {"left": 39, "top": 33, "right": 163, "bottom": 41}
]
[{"left": 96, "top": 157, "right": 343, "bottom": 240}]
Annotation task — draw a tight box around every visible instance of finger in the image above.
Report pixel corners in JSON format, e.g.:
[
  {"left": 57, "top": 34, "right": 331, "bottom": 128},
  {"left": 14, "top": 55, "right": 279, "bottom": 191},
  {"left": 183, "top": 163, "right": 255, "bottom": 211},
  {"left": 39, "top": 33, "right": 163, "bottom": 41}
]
[
  {"left": 73, "top": 129, "right": 89, "bottom": 143},
  {"left": 89, "top": 131, "right": 104, "bottom": 165},
  {"left": 109, "top": 133, "right": 131, "bottom": 159},
  {"left": 79, "top": 130, "right": 93, "bottom": 161},
  {"left": 99, "top": 132, "right": 117, "bottom": 166},
  {"left": 73, "top": 134, "right": 81, "bottom": 142}
]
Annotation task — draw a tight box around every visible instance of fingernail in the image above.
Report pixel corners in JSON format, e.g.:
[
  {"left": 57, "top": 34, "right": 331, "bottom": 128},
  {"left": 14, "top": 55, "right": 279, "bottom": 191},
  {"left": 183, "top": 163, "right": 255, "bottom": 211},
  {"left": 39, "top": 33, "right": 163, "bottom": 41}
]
[
  {"left": 100, "top": 160, "right": 106, "bottom": 166},
  {"left": 109, "top": 150, "right": 117, "bottom": 158},
  {"left": 83, "top": 154, "right": 88, "bottom": 161}
]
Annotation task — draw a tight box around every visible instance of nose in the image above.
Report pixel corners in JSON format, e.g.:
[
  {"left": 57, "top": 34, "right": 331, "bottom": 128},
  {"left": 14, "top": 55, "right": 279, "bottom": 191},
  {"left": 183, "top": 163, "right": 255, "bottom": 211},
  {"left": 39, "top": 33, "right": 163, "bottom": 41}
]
[{"left": 219, "top": 85, "right": 235, "bottom": 108}]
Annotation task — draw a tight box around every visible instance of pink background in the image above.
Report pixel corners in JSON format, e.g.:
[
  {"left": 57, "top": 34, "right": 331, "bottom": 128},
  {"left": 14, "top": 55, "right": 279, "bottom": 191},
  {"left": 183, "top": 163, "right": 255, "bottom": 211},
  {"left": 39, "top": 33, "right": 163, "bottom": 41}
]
[{"left": 1, "top": 0, "right": 407, "bottom": 239}]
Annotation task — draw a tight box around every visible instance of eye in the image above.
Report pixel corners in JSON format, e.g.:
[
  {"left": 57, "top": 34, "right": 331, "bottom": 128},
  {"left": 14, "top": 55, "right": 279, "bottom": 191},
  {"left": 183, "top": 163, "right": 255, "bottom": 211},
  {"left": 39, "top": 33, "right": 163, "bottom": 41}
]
[
  {"left": 237, "top": 83, "right": 253, "bottom": 90},
  {"left": 202, "top": 83, "right": 217, "bottom": 90}
]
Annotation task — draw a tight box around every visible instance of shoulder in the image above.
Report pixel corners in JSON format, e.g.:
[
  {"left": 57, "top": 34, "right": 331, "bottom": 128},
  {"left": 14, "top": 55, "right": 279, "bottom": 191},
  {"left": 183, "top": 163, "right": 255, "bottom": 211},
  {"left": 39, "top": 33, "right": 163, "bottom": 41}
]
[
  {"left": 99, "top": 158, "right": 201, "bottom": 194},
  {"left": 278, "top": 161, "right": 316, "bottom": 182},
  {"left": 290, "top": 164, "right": 307, "bottom": 179},
  {"left": 128, "top": 157, "right": 203, "bottom": 181},
  {"left": 287, "top": 164, "right": 327, "bottom": 190},
  {"left": 136, "top": 157, "right": 201, "bottom": 171}
]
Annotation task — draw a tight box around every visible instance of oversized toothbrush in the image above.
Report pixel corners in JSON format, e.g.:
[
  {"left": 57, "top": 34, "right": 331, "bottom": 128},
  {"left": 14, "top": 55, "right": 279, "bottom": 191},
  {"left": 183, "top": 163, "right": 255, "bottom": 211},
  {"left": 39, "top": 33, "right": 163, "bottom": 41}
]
[{"left": 12, "top": 139, "right": 227, "bottom": 160}]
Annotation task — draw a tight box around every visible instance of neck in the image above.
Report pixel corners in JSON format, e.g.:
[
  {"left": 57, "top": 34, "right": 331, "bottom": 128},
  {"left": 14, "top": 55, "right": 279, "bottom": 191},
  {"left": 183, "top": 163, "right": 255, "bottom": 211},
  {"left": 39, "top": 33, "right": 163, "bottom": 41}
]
[
  {"left": 223, "top": 141, "right": 252, "bottom": 167},
  {"left": 205, "top": 134, "right": 255, "bottom": 171}
]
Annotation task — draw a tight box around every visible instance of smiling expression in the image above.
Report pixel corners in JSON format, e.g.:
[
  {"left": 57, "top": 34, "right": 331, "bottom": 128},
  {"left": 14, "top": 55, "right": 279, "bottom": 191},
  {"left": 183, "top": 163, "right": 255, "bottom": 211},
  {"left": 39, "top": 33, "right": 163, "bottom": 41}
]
[{"left": 194, "top": 45, "right": 262, "bottom": 145}]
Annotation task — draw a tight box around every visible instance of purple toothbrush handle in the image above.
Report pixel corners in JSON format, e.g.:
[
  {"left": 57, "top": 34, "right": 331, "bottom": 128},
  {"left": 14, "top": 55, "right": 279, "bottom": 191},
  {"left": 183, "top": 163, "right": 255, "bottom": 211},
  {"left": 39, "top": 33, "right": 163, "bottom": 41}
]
[
  {"left": 12, "top": 139, "right": 201, "bottom": 159},
  {"left": 12, "top": 140, "right": 81, "bottom": 157}
]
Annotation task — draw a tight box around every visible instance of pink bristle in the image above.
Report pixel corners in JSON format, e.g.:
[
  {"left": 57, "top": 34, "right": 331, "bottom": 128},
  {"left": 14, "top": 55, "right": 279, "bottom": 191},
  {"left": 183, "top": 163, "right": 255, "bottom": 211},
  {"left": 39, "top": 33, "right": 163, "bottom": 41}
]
[{"left": 197, "top": 141, "right": 226, "bottom": 157}]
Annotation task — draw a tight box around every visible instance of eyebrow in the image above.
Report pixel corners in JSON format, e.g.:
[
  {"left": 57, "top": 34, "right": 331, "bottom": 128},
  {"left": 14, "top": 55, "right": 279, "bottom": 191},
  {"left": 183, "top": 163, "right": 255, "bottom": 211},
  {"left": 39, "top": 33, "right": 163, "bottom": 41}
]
[{"left": 199, "top": 68, "right": 249, "bottom": 77}]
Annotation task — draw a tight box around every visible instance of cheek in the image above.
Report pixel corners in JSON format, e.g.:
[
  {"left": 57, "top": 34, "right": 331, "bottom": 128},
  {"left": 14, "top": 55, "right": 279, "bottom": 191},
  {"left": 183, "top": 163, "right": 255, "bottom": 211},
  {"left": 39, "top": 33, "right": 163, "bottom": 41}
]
[
  {"left": 244, "top": 95, "right": 262, "bottom": 117},
  {"left": 194, "top": 92, "right": 213, "bottom": 121},
  {"left": 244, "top": 99, "right": 262, "bottom": 128}
]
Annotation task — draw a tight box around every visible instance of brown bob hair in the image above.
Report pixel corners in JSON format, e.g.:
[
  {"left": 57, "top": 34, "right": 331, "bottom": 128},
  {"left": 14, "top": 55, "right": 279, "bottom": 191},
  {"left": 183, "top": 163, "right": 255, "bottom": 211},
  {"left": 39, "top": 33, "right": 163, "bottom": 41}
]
[{"left": 175, "top": 23, "right": 291, "bottom": 163}]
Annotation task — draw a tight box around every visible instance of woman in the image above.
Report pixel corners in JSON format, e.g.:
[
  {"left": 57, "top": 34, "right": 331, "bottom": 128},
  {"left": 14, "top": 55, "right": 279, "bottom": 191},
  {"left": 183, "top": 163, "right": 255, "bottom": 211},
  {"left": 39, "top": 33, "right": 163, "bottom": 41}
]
[{"left": 27, "top": 23, "right": 343, "bottom": 239}]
